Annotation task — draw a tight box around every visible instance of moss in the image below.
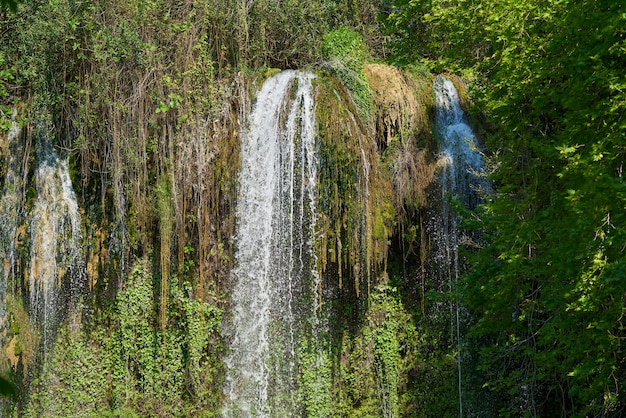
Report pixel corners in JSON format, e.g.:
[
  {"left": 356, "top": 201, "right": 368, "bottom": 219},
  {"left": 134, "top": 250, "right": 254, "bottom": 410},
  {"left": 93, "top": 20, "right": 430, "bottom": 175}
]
[
  {"left": 263, "top": 67, "right": 282, "bottom": 79},
  {"left": 314, "top": 70, "right": 396, "bottom": 298},
  {"left": 5, "top": 295, "right": 39, "bottom": 375},
  {"left": 313, "top": 63, "right": 439, "bottom": 298},
  {"left": 373, "top": 199, "right": 395, "bottom": 241},
  {"left": 444, "top": 73, "right": 472, "bottom": 112},
  {"left": 365, "top": 64, "right": 432, "bottom": 151},
  {"left": 321, "top": 28, "right": 374, "bottom": 124}
]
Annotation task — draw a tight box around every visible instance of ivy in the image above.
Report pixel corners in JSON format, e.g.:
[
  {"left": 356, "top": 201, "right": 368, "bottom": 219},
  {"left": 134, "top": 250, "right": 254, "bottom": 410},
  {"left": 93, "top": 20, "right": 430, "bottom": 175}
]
[
  {"left": 18, "top": 258, "right": 224, "bottom": 416},
  {"left": 370, "top": 285, "right": 401, "bottom": 418},
  {"left": 297, "top": 338, "right": 332, "bottom": 417}
]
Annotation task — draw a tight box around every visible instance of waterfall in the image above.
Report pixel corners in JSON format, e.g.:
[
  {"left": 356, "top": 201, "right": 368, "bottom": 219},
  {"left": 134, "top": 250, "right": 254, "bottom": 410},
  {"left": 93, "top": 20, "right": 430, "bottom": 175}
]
[
  {"left": 432, "top": 75, "right": 488, "bottom": 417},
  {"left": 0, "top": 112, "right": 24, "bottom": 335},
  {"left": 223, "top": 70, "right": 319, "bottom": 417},
  {"left": 29, "top": 121, "right": 83, "bottom": 350},
  {"left": 434, "top": 75, "right": 486, "bottom": 208}
]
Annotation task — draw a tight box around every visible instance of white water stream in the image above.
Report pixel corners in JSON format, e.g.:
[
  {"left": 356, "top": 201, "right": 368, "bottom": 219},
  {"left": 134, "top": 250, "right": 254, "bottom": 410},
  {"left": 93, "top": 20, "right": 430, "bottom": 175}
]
[
  {"left": 0, "top": 113, "right": 24, "bottom": 334},
  {"left": 433, "top": 75, "right": 488, "bottom": 417},
  {"left": 434, "top": 75, "right": 486, "bottom": 208},
  {"left": 29, "top": 124, "right": 83, "bottom": 350},
  {"left": 223, "top": 70, "right": 319, "bottom": 417}
]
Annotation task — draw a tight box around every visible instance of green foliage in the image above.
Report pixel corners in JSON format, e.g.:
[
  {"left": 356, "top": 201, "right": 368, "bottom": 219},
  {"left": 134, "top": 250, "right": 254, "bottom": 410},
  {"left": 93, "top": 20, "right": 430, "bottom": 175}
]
[
  {"left": 169, "top": 275, "right": 224, "bottom": 411},
  {"left": 0, "top": 0, "right": 424, "bottom": 415},
  {"left": 233, "top": 0, "right": 382, "bottom": 69},
  {"left": 26, "top": 318, "right": 111, "bottom": 417},
  {"left": 322, "top": 28, "right": 369, "bottom": 68},
  {"left": 333, "top": 332, "right": 379, "bottom": 417},
  {"left": 297, "top": 338, "right": 332, "bottom": 417},
  {"left": 111, "top": 260, "right": 224, "bottom": 415},
  {"left": 113, "top": 260, "right": 159, "bottom": 406},
  {"left": 247, "top": 0, "right": 330, "bottom": 68},
  {"left": 466, "top": 1, "right": 626, "bottom": 415},
  {"left": 370, "top": 285, "right": 401, "bottom": 417},
  {"left": 6, "top": 0, "right": 624, "bottom": 415},
  {"left": 325, "top": 280, "right": 463, "bottom": 417},
  {"left": 0, "top": 0, "right": 21, "bottom": 12},
  {"left": 381, "top": 0, "right": 626, "bottom": 414},
  {"left": 0, "top": 376, "right": 16, "bottom": 397},
  {"left": 321, "top": 28, "right": 374, "bottom": 122},
  {"left": 22, "top": 259, "right": 224, "bottom": 416},
  {"left": 0, "top": 52, "right": 17, "bottom": 128},
  {"left": 380, "top": 0, "right": 487, "bottom": 75}
]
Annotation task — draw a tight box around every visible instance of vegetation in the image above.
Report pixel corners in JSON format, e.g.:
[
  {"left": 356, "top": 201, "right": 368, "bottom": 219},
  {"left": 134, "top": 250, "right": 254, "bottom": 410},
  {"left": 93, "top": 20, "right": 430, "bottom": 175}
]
[
  {"left": 383, "top": 0, "right": 626, "bottom": 415},
  {"left": 0, "top": 0, "right": 624, "bottom": 416},
  {"left": 321, "top": 27, "right": 374, "bottom": 121},
  {"left": 25, "top": 260, "right": 223, "bottom": 416},
  {"left": 0, "top": 0, "right": 21, "bottom": 12}
]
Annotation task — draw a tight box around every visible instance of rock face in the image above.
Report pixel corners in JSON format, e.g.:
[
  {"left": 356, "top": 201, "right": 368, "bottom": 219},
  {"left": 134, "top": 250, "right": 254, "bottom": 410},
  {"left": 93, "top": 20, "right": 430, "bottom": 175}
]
[
  {"left": 365, "top": 64, "right": 428, "bottom": 151},
  {"left": 0, "top": 60, "right": 481, "bottom": 416}
]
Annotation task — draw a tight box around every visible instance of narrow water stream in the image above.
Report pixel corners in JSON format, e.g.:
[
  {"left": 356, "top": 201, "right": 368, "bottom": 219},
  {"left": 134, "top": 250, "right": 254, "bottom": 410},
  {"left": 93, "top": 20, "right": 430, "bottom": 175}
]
[{"left": 433, "top": 75, "right": 488, "bottom": 417}]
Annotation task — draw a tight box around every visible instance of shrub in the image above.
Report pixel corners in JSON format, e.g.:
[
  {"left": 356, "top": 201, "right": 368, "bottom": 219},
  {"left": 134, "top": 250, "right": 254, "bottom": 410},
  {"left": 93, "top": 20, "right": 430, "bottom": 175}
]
[{"left": 321, "top": 28, "right": 373, "bottom": 121}]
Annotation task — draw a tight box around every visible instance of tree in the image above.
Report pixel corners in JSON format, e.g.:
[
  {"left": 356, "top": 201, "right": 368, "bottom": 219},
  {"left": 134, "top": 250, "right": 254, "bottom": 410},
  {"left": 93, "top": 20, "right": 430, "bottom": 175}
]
[
  {"left": 1, "top": 0, "right": 21, "bottom": 12},
  {"left": 383, "top": 0, "right": 626, "bottom": 415}
]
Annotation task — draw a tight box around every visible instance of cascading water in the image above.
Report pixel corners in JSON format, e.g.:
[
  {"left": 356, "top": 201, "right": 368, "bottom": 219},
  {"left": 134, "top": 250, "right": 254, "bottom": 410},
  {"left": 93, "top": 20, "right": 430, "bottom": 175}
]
[
  {"left": 0, "top": 112, "right": 24, "bottom": 335},
  {"left": 434, "top": 75, "right": 487, "bottom": 208},
  {"left": 223, "top": 70, "right": 319, "bottom": 417},
  {"left": 29, "top": 122, "right": 83, "bottom": 350},
  {"left": 432, "top": 75, "right": 488, "bottom": 417}
]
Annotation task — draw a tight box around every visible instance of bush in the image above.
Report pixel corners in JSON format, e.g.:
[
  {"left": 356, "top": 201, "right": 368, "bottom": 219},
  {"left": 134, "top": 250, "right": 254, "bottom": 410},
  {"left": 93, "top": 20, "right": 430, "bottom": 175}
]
[{"left": 321, "top": 28, "right": 373, "bottom": 121}]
